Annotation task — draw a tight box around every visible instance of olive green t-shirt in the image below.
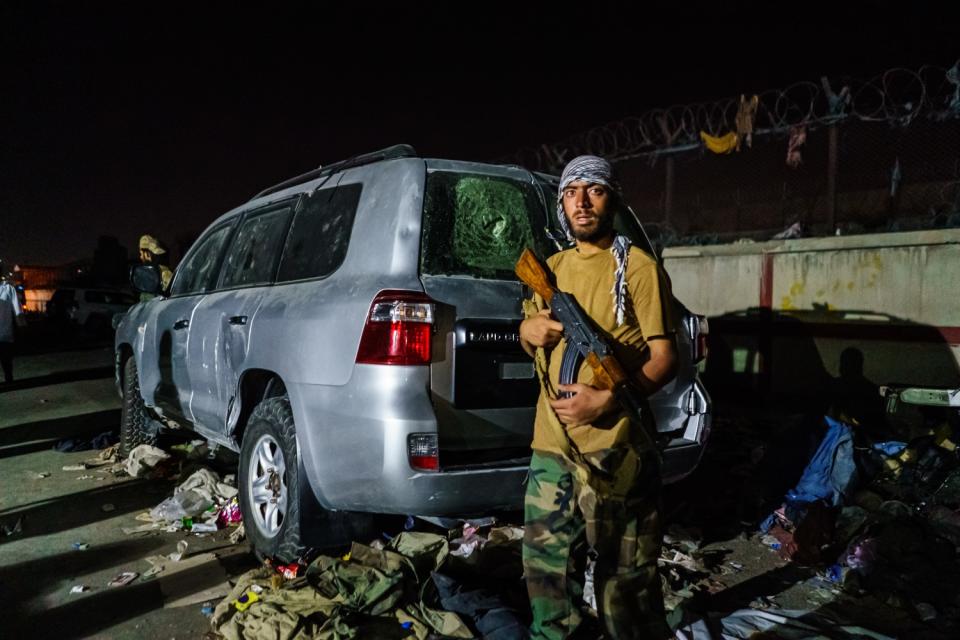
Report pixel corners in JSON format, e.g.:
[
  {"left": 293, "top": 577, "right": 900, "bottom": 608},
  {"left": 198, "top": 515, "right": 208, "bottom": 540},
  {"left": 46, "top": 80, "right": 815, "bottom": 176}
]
[{"left": 527, "top": 245, "right": 677, "bottom": 454}]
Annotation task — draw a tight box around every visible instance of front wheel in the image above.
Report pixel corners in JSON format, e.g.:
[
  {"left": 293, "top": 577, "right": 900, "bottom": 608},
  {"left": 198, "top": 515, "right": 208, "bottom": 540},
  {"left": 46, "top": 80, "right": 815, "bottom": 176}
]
[
  {"left": 120, "top": 357, "right": 158, "bottom": 457},
  {"left": 238, "top": 396, "right": 305, "bottom": 562}
]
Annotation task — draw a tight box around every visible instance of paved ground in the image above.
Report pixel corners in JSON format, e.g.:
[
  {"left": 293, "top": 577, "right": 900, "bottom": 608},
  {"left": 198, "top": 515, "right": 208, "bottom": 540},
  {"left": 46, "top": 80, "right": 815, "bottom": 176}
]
[
  {"left": 0, "top": 347, "right": 256, "bottom": 640},
  {"left": 2, "top": 345, "right": 954, "bottom": 639}
]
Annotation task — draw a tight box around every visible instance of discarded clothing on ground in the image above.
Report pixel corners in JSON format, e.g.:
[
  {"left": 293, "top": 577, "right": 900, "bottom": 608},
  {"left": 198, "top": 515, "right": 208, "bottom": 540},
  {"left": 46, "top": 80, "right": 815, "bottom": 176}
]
[
  {"left": 175, "top": 467, "right": 237, "bottom": 503},
  {"left": 124, "top": 444, "right": 170, "bottom": 478},
  {"left": 431, "top": 571, "right": 526, "bottom": 640},
  {"left": 148, "top": 467, "right": 237, "bottom": 525},
  {"left": 673, "top": 608, "right": 894, "bottom": 640},
  {"left": 211, "top": 532, "right": 474, "bottom": 640},
  {"left": 83, "top": 443, "right": 120, "bottom": 467},
  {"left": 872, "top": 435, "right": 958, "bottom": 503},
  {"left": 54, "top": 430, "right": 118, "bottom": 452},
  {"left": 761, "top": 416, "right": 857, "bottom": 533}
]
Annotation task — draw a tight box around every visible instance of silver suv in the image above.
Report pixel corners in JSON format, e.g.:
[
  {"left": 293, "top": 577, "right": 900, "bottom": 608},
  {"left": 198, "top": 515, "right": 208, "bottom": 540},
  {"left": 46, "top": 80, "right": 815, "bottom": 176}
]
[{"left": 116, "top": 145, "right": 711, "bottom": 560}]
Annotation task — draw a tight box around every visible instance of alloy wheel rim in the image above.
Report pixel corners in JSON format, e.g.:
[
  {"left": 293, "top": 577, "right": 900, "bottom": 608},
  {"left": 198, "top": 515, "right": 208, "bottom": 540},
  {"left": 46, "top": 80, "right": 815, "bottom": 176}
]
[{"left": 247, "top": 434, "right": 287, "bottom": 538}]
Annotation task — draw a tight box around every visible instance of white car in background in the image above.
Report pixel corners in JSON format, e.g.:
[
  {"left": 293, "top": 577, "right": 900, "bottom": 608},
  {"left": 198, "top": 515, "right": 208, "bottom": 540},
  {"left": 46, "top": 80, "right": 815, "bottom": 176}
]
[{"left": 47, "top": 287, "right": 137, "bottom": 332}]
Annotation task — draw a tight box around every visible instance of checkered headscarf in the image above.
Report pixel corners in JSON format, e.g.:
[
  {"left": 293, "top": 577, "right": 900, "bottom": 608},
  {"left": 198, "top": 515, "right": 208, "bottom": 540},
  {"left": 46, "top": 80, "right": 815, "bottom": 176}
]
[{"left": 556, "top": 155, "right": 632, "bottom": 326}]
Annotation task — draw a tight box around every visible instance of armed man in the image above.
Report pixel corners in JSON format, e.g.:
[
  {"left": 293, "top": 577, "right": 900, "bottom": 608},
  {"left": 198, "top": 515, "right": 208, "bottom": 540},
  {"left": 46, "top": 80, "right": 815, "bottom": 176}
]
[
  {"left": 138, "top": 234, "right": 173, "bottom": 301},
  {"left": 518, "top": 155, "right": 677, "bottom": 640}
]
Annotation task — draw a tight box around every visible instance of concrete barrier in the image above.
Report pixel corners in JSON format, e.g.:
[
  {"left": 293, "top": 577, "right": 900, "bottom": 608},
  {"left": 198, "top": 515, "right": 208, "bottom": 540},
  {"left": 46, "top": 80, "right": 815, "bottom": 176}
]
[{"left": 662, "top": 229, "right": 960, "bottom": 411}]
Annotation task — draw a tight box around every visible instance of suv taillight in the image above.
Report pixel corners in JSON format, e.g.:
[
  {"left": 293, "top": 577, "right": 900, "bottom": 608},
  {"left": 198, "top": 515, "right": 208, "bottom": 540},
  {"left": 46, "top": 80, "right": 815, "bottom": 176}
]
[
  {"left": 408, "top": 433, "right": 439, "bottom": 471},
  {"left": 356, "top": 290, "right": 435, "bottom": 366},
  {"left": 693, "top": 315, "right": 708, "bottom": 363}
]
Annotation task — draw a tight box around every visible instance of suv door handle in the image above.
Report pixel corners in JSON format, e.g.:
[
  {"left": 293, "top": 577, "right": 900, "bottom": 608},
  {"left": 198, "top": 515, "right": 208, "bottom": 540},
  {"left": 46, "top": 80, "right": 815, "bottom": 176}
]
[
  {"left": 173, "top": 319, "right": 190, "bottom": 330},
  {"left": 229, "top": 315, "right": 248, "bottom": 326}
]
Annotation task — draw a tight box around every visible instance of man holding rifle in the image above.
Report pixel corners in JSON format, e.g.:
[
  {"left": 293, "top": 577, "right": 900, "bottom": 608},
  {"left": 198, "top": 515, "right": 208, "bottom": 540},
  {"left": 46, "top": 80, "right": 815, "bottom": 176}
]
[{"left": 518, "top": 155, "right": 677, "bottom": 639}]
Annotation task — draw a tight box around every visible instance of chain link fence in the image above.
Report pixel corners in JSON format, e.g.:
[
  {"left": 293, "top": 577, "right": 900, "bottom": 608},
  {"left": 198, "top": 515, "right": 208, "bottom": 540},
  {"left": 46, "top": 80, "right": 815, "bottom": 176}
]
[{"left": 503, "top": 63, "right": 960, "bottom": 247}]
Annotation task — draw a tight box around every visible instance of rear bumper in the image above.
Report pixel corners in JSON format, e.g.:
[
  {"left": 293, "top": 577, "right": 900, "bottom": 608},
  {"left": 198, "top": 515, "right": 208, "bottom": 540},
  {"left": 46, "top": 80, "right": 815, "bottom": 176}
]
[
  {"left": 288, "top": 365, "right": 712, "bottom": 515},
  {"left": 661, "top": 439, "right": 708, "bottom": 484},
  {"left": 288, "top": 366, "right": 529, "bottom": 516}
]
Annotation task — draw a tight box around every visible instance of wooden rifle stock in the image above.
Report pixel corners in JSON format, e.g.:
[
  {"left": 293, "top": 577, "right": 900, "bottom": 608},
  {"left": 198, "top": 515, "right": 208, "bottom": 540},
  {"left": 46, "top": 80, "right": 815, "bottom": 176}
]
[
  {"left": 514, "top": 249, "right": 555, "bottom": 305},
  {"left": 515, "top": 249, "right": 642, "bottom": 421}
]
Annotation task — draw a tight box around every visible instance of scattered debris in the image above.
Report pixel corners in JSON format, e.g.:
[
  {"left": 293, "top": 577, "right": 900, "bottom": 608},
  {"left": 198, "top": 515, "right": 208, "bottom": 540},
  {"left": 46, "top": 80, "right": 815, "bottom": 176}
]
[
  {"left": 168, "top": 540, "right": 189, "bottom": 562},
  {"left": 122, "top": 521, "right": 164, "bottom": 535},
  {"left": 83, "top": 444, "right": 120, "bottom": 468},
  {"left": 123, "top": 444, "right": 170, "bottom": 478},
  {"left": 210, "top": 532, "right": 476, "bottom": 639},
  {"left": 72, "top": 542, "right": 89, "bottom": 551},
  {"left": 1, "top": 516, "right": 23, "bottom": 536},
  {"left": 915, "top": 602, "right": 938, "bottom": 622},
  {"left": 54, "top": 431, "right": 117, "bottom": 452},
  {"left": 70, "top": 585, "right": 90, "bottom": 594},
  {"left": 148, "top": 468, "right": 237, "bottom": 530},
  {"left": 217, "top": 497, "right": 242, "bottom": 526},
  {"left": 675, "top": 608, "right": 895, "bottom": 640},
  {"left": 232, "top": 590, "right": 260, "bottom": 612},
  {"left": 108, "top": 572, "right": 139, "bottom": 587},
  {"left": 749, "top": 595, "right": 781, "bottom": 610},
  {"left": 101, "top": 503, "right": 115, "bottom": 513},
  {"left": 229, "top": 523, "right": 245, "bottom": 545},
  {"left": 772, "top": 221, "right": 803, "bottom": 240},
  {"left": 142, "top": 562, "right": 165, "bottom": 580},
  {"left": 62, "top": 464, "right": 87, "bottom": 471}
]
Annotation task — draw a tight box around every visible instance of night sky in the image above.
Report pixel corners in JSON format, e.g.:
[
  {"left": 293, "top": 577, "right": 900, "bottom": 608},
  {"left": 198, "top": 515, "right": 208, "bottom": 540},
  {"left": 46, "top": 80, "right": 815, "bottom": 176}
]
[{"left": 1, "top": 4, "right": 956, "bottom": 267}]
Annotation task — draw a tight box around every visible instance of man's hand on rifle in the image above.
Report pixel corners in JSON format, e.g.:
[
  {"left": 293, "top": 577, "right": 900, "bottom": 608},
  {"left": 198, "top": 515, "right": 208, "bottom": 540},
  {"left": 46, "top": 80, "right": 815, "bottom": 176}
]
[
  {"left": 519, "top": 310, "right": 563, "bottom": 351},
  {"left": 550, "top": 384, "right": 617, "bottom": 426}
]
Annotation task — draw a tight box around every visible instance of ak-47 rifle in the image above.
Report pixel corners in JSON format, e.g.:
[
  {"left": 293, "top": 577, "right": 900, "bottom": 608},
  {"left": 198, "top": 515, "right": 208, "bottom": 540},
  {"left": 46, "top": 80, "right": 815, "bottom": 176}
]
[{"left": 515, "top": 248, "right": 643, "bottom": 421}]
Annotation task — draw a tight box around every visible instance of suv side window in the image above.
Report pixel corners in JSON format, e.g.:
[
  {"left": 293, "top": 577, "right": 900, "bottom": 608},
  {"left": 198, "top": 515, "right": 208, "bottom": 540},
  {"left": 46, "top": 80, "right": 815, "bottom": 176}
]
[
  {"left": 170, "top": 223, "right": 234, "bottom": 296},
  {"left": 276, "top": 183, "right": 362, "bottom": 282},
  {"left": 219, "top": 206, "right": 293, "bottom": 288}
]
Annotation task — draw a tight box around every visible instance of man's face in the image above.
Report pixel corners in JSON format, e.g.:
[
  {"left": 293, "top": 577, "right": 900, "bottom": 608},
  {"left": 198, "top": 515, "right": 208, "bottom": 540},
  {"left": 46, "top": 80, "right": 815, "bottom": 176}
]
[
  {"left": 561, "top": 180, "right": 616, "bottom": 243},
  {"left": 140, "top": 249, "right": 153, "bottom": 263}
]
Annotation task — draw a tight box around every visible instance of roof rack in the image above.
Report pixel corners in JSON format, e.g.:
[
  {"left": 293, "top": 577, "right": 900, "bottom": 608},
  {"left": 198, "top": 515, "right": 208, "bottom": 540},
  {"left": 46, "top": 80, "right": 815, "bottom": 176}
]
[{"left": 251, "top": 144, "right": 418, "bottom": 201}]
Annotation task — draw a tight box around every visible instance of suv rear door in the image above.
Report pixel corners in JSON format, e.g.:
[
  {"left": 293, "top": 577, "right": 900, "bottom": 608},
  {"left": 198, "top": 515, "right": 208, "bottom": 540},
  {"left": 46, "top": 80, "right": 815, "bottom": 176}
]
[
  {"left": 141, "top": 220, "right": 235, "bottom": 422},
  {"left": 419, "top": 163, "right": 555, "bottom": 469},
  {"left": 187, "top": 201, "right": 295, "bottom": 438}
]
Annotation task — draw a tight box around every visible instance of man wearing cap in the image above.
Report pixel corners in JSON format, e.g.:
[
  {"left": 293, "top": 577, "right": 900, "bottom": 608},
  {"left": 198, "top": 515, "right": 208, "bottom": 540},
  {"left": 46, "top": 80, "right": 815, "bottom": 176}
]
[
  {"left": 138, "top": 235, "right": 173, "bottom": 301},
  {"left": 519, "top": 155, "right": 677, "bottom": 639}
]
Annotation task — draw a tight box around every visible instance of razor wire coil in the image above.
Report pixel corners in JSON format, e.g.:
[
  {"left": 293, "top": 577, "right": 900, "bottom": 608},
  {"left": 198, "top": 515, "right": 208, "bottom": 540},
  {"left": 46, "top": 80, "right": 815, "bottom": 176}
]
[{"left": 501, "top": 63, "right": 960, "bottom": 173}]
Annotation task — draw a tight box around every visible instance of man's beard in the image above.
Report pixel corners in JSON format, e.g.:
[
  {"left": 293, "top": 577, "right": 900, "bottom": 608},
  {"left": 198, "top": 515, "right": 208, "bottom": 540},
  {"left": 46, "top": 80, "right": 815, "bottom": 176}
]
[{"left": 570, "top": 211, "right": 615, "bottom": 243}]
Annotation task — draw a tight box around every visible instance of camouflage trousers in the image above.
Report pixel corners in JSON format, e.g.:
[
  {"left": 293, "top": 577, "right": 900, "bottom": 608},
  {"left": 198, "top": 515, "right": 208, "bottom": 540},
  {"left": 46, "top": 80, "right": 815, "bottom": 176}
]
[{"left": 523, "top": 448, "right": 671, "bottom": 640}]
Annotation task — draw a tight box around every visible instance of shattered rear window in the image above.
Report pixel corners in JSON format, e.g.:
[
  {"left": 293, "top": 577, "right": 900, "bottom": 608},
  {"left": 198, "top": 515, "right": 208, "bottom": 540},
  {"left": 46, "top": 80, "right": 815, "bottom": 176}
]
[{"left": 421, "top": 172, "right": 548, "bottom": 279}]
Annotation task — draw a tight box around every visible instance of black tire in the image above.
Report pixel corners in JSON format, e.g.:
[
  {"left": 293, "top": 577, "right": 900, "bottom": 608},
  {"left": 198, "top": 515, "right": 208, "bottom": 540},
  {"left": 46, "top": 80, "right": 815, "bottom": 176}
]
[
  {"left": 120, "top": 357, "right": 158, "bottom": 457},
  {"left": 238, "top": 396, "right": 305, "bottom": 563}
]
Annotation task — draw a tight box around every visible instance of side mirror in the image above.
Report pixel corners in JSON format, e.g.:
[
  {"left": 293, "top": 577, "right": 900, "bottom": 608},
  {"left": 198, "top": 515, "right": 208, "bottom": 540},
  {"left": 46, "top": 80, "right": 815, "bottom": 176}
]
[{"left": 131, "top": 264, "right": 163, "bottom": 296}]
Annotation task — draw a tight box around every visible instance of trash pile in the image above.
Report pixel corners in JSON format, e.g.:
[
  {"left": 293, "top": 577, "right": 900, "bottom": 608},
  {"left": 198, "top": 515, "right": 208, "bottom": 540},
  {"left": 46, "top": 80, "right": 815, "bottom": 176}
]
[
  {"left": 751, "top": 386, "right": 960, "bottom": 633},
  {"left": 121, "top": 443, "right": 245, "bottom": 541},
  {"left": 210, "top": 523, "right": 529, "bottom": 640}
]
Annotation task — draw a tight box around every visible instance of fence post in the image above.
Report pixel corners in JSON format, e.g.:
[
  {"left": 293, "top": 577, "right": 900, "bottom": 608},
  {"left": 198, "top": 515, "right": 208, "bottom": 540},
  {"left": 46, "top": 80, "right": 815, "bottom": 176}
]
[
  {"left": 664, "top": 155, "right": 675, "bottom": 228},
  {"left": 827, "top": 124, "right": 838, "bottom": 232}
]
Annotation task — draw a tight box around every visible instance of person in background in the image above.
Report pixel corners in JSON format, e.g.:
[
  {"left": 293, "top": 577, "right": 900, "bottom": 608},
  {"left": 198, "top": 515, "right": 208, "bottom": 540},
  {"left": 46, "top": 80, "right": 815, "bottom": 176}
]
[
  {"left": 138, "top": 234, "right": 173, "bottom": 301},
  {"left": 0, "top": 271, "right": 25, "bottom": 384}
]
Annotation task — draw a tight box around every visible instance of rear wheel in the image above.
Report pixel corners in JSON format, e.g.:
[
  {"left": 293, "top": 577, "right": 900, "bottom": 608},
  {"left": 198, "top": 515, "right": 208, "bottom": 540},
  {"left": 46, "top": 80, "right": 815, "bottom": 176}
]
[
  {"left": 238, "top": 396, "right": 305, "bottom": 562},
  {"left": 120, "top": 357, "right": 158, "bottom": 457}
]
